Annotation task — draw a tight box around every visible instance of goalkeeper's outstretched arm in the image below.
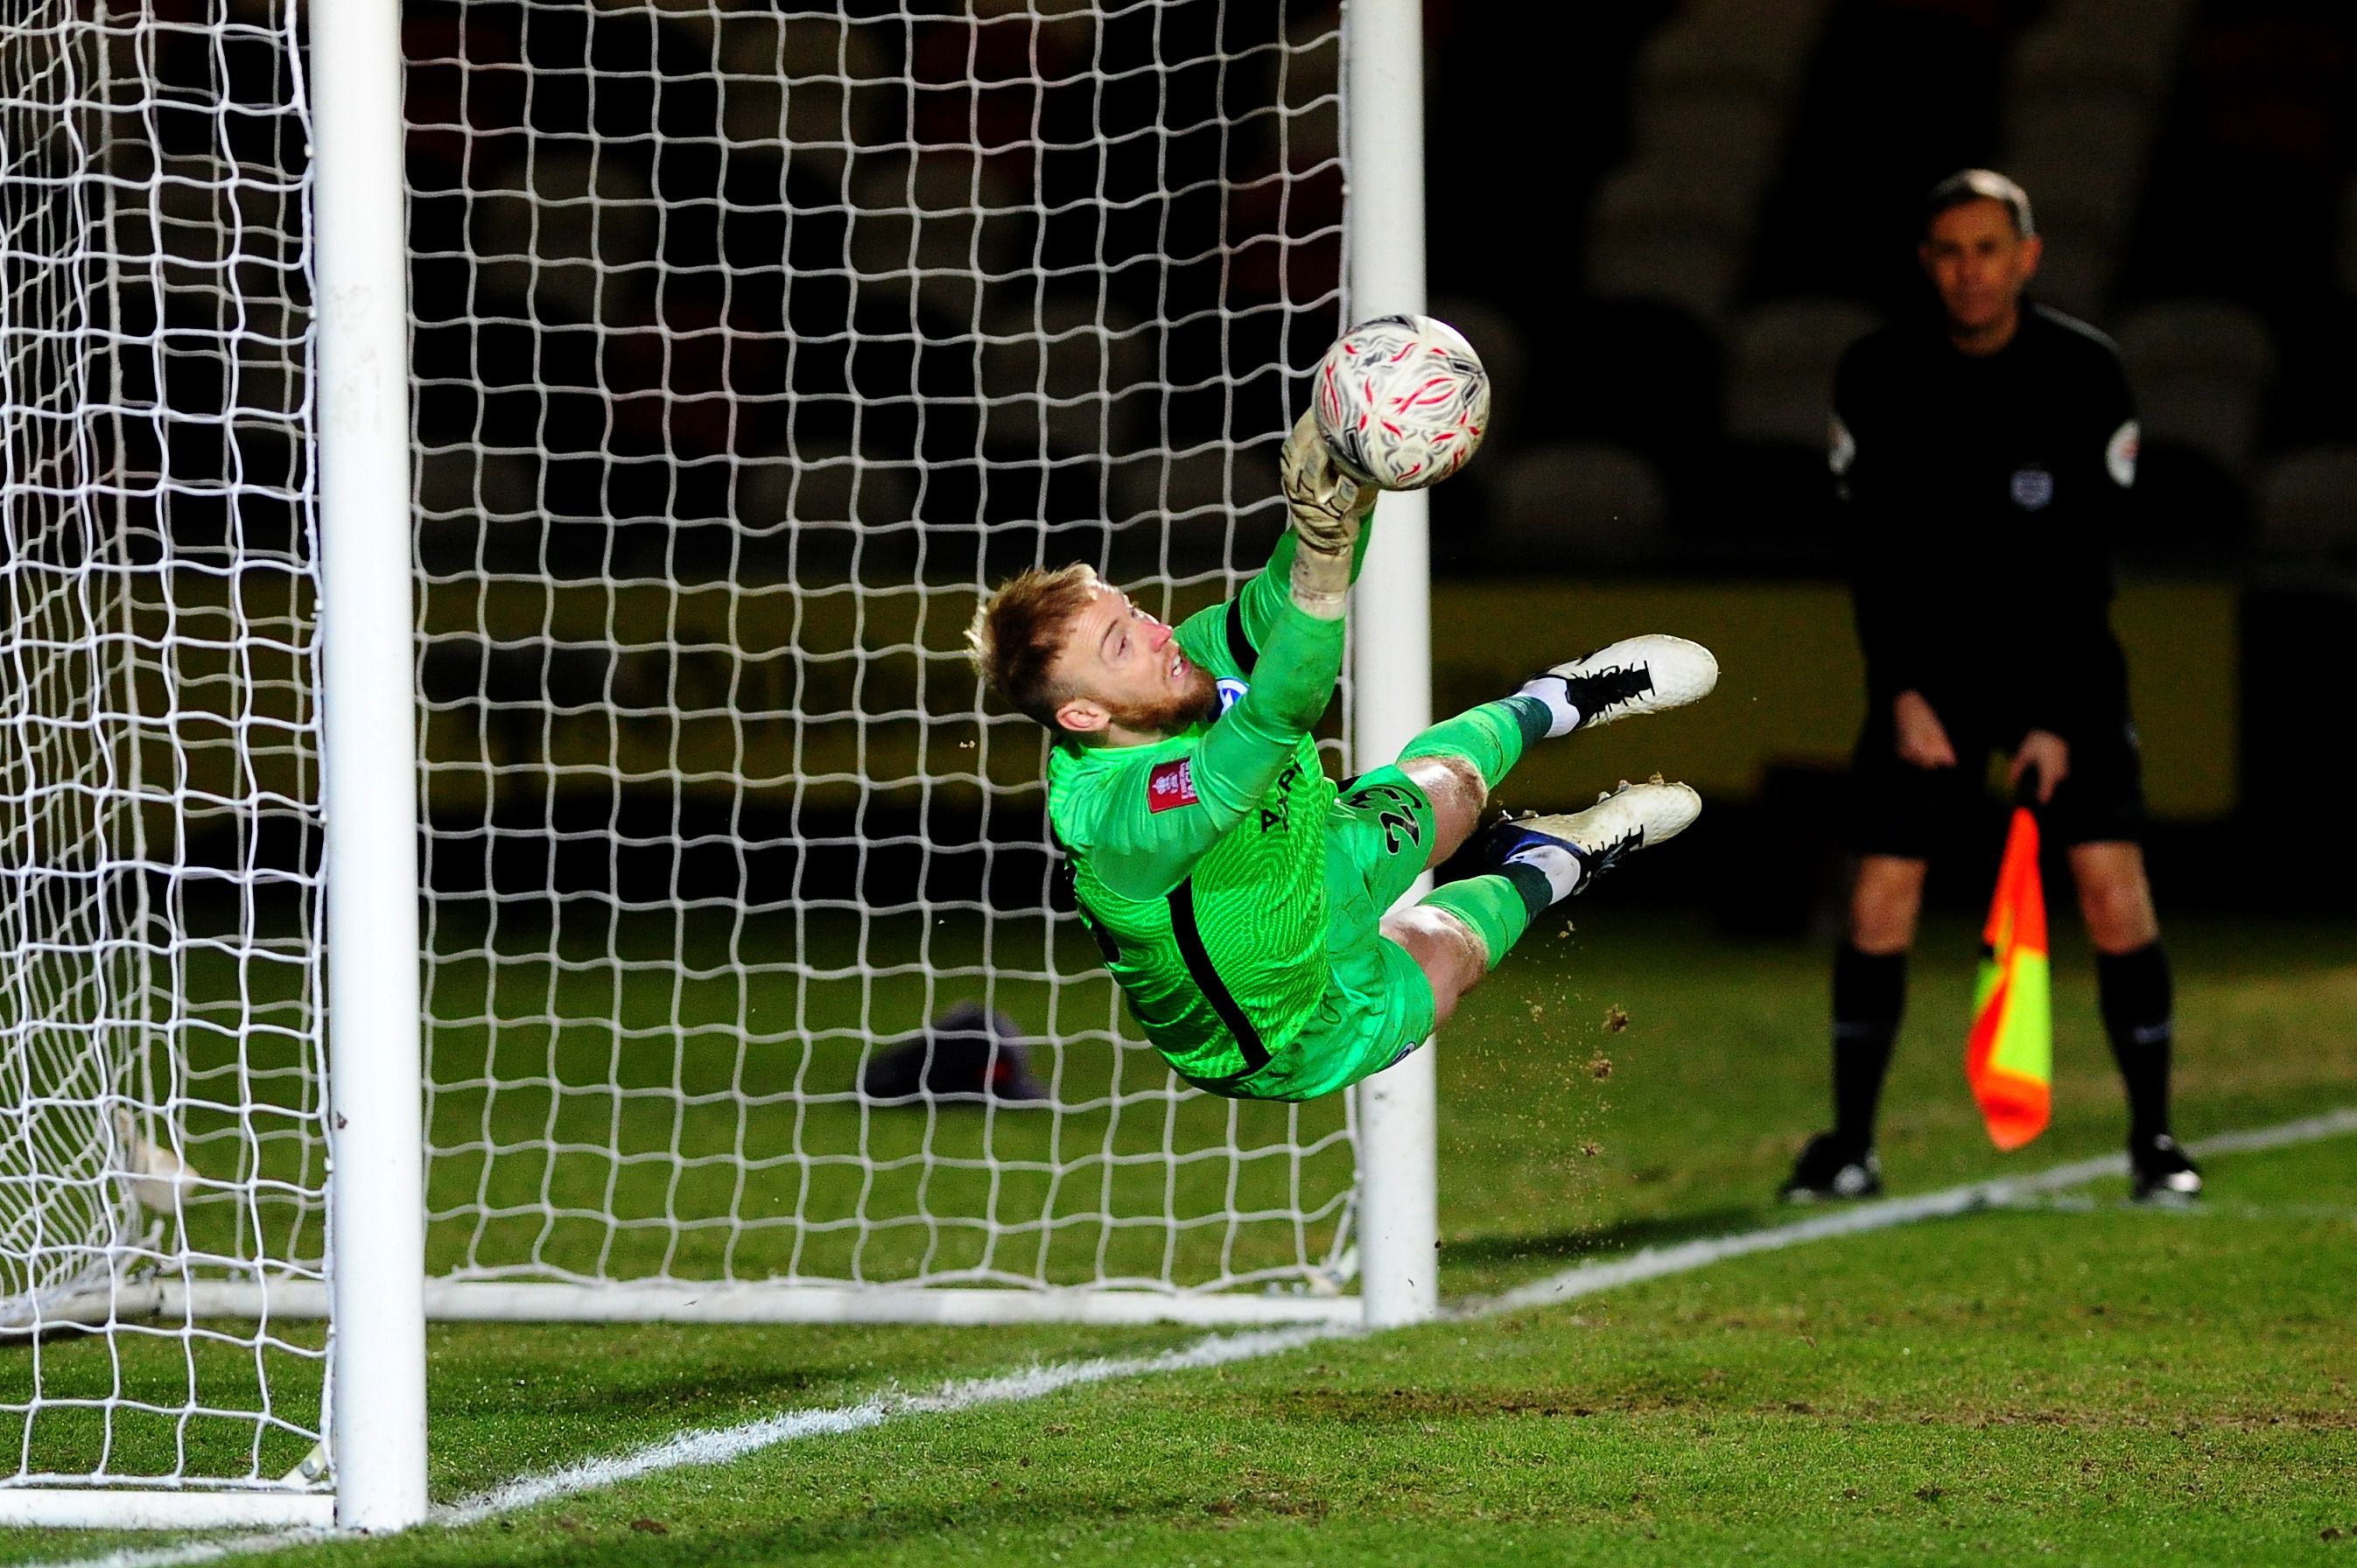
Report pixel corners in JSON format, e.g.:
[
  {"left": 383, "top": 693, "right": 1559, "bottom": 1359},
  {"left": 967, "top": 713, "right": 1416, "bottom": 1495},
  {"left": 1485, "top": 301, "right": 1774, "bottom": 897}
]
[
  {"left": 1083, "top": 418, "right": 1371, "bottom": 899},
  {"left": 1231, "top": 411, "right": 1378, "bottom": 654}
]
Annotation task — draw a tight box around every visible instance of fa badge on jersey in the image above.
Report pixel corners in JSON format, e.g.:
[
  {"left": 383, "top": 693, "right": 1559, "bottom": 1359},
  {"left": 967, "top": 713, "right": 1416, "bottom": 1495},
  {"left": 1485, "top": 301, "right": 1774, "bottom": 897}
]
[
  {"left": 1147, "top": 759, "right": 1198, "bottom": 813},
  {"left": 2010, "top": 466, "right": 2054, "bottom": 511},
  {"left": 1216, "top": 677, "right": 1247, "bottom": 714}
]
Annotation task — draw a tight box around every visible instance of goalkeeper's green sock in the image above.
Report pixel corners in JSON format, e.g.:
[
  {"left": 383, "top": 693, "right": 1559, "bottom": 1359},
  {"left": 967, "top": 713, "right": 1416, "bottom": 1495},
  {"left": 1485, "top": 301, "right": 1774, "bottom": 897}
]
[
  {"left": 1421, "top": 864, "right": 1552, "bottom": 972},
  {"left": 1397, "top": 696, "right": 1551, "bottom": 793}
]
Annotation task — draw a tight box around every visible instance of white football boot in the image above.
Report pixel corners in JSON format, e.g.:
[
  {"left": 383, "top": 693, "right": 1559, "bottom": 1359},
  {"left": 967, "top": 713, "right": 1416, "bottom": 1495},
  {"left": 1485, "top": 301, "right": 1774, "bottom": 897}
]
[
  {"left": 1490, "top": 779, "right": 1702, "bottom": 893},
  {"left": 1532, "top": 635, "right": 1719, "bottom": 731}
]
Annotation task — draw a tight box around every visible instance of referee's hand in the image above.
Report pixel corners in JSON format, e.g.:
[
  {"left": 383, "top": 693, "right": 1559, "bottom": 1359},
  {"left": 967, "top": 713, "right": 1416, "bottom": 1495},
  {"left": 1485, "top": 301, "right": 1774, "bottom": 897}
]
[
  {"left": 1892, "top": 690, "right": 1957, "bottom": 771},
  {"left": 2008, "top": 730, "right": 2070, "bottom": 806}
]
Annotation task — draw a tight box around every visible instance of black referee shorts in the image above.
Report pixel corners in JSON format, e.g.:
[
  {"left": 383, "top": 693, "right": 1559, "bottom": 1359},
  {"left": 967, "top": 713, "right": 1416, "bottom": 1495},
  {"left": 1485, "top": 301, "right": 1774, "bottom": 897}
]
[{"left": 1847, "top": 679, "right": 2145, "bottom": 858}]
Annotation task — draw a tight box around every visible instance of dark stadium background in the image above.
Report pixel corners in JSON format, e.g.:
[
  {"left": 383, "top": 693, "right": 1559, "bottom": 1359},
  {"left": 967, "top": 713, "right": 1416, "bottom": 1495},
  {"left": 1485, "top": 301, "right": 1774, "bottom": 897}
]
[
  {"left": 370, "top": 0, "right": 2345, "bottom": 926},
  {"left": 125, "top": 1, "right": 2353, "bottom": 926},
  {"left": 1414, "top": 0, "right": 2357, "bottom": 920}
]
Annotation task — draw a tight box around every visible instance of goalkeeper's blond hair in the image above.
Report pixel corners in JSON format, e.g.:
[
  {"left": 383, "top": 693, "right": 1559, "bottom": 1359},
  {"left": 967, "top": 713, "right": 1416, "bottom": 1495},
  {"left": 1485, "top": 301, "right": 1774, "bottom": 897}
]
[{"left": 966, "top": 564, "right": 1101, "bottom": 731}]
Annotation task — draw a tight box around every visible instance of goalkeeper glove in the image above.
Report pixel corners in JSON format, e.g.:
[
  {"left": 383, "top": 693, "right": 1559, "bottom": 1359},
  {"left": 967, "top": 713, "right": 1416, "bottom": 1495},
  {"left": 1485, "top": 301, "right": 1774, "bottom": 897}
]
[{"left": 1280, "top": 409, "right": 1373, "bottom": 557}]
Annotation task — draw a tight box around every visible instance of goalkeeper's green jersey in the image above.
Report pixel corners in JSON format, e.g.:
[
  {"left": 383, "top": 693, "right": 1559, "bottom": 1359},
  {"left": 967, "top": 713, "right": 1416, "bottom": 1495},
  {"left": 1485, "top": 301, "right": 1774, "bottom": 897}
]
[{"left": 1045, "top": 530, "right": 1364, "bottom": 1087}]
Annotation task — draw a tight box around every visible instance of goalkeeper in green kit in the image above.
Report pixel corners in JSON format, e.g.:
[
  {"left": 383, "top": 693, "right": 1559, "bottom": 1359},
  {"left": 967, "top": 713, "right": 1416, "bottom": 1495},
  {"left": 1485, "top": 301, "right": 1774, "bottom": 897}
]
[{"left": 967, "top": 414, "right": 1719, "bottom": 1102}]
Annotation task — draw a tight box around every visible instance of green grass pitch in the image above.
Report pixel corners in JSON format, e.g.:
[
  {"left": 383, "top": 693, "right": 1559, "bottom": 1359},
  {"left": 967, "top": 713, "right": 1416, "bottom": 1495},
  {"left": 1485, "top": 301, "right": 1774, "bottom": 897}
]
[{"left": 4, "top": 910, "right": 2353, "bottom": 1565}]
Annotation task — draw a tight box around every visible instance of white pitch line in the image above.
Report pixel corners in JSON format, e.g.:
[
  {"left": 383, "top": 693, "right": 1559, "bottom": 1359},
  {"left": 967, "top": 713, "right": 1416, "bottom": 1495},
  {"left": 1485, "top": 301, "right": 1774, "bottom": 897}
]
[
  {"left": 23, "top": 1105, "right": 2356, "bottom": 1568},
  {"left": 1990, "top": 1193, "right": 2357, "bottom": 1221},
  {"left": 434, "top": 1322, "right": 1339, "bottom": 1530},
  {"left": 11, "top": 1326, "right": 1346, "bottom": 1568},
  {"left": 1482, "top": 1106, "right": 2357, "bottom": 1315}
]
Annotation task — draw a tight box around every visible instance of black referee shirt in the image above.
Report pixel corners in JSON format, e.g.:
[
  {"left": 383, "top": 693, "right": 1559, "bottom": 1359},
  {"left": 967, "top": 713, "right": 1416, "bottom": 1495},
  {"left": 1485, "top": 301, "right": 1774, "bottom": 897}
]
[{"left": 1830, "top": 302, "right": 2138, "bottom": 741}]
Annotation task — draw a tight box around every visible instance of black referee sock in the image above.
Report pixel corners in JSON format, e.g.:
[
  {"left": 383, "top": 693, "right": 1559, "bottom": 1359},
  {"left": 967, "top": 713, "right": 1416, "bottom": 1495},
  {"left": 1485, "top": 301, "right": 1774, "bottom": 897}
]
[
  {"left": 1831, "top": 945, "right": 1906, "bottom": 1153},
  {"left": 2098, "top": 942, "right": 2174, "bottom": 1144}
]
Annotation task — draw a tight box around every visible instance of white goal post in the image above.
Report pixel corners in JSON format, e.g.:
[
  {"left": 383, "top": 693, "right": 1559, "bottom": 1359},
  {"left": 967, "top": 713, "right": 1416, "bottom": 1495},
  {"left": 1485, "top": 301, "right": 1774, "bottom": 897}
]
[{"left": 2, "top": 0, "right": 1435, "bottom": 1530}]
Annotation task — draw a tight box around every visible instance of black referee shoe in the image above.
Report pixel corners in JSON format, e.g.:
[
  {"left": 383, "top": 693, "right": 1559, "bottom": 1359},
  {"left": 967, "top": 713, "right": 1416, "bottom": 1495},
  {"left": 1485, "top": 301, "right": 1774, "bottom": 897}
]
[
  {"left": 2129, "top": 1133, "right": 2202, "bottom": 1204},
  {"left": 1778, "top": 1132, "right": 1883, "bottom": 1203}
]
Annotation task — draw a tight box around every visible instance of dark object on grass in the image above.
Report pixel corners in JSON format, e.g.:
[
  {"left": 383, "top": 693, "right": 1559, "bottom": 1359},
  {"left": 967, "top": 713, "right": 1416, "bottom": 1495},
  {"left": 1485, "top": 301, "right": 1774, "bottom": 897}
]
[{"left": 860, "top": 1002, "right": 1049, "bottom": 1104}]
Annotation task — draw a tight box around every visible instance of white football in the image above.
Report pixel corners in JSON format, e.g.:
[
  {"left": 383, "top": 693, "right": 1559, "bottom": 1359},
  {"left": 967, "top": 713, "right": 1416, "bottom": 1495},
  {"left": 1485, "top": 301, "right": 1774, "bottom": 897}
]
[{"left": 1312, "top": 313, "right": 1490, "bottom": 491}]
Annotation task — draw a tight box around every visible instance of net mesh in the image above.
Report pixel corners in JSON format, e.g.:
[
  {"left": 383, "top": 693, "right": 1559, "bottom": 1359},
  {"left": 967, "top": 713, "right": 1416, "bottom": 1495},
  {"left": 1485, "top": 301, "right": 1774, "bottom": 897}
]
[
  {"left": 3, "top": 1, "right": 328, "bottom": 1491},
  {"left": 410, "top": 0, "right": 1357, "bottom": 1298},
  {"left": 6, "top": 2, "right": 1358, "bottom": 1502}
]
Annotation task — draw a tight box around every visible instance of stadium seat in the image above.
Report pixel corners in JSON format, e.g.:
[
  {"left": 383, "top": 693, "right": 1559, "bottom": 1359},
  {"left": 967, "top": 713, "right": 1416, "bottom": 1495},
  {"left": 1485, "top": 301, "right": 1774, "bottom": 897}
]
[
  {"left": 978, "top": 292, "right": 1157, "bottom": 458},
  {"left": 415, "top": 444, "right": 540, "bottom": 522},
  {"left": 858, "top": 150, "right": 1032, "bottom": 275},
  {"left": 1586, "top": 163, "right": 1753, "bottom": 324},
  {"left": 1634, "top": 0, "right": 1830, "bottom": 103},
  {"left": 2255, "top": 444, "right": 2357, "bottom": 563},
  {"left": 2010, "top": 196, "right": 2123, "bottom": 320},
  {"left": 2019, "top": 242, "right": 2111, "bottom": 326},
  {"left": 414, "top": 448, "right": 547, "bottom": 580},
  {"left": 1107, "top": 443, "right": 1277, "bottom": 538},
  {"left": 466, "top": 144, "right": 657, "bottom": 324},
  {"left": 1277, "top": 9, "right": 1343, "bottom": 170},
  {"left": 2003, "top": 134, "right": 2148, "bottom": 321},
  {"left": 1621, "top": 15, "right": 1812, "bottom": 322},
  {"left": 1629, "top": 89, "right": 1787, "bottom": 198},
  {"left": 1477, "top": 440, "right": 1668, "bottom": 570},
  {"left": 2004, "top": 91, "right": 2154, "bottom": 187},
  {"left": 1742, "top": 0, "right": 2015, "bottom": 308},
  {"left": 730, "top": 439, "right": 923, "bottom": 580},
  {"left": 2006, "top": 0, "right": 2192, "bottom": 105},
  {"left": 2117, "top": 298, "right": 2278, "bottom": 472},
  {"left": 713, "top": 11, "right": 896, "bottom": 186},
  {"left": 1725, "top": 298, "right": 1881, "bottom": 448},
  {"left": 1537, "top": 298, "right": 1725, "bottom": 479},
  {"left": 2020, "top": 242, "right": 2116, "bottom": 324}
]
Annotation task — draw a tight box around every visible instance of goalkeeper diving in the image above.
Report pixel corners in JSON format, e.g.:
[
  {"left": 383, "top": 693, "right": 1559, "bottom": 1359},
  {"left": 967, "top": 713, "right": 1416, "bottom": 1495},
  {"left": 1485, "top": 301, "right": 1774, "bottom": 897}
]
[{"left": 967, "top": 415, "right": 1719, "bottom": 1102}]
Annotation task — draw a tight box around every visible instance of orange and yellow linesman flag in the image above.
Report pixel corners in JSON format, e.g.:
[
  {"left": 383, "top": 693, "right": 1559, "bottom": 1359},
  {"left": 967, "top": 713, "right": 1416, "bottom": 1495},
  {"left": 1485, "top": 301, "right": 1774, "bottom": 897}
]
[{"left": 1966, "top": 803, "right": 2052, "bottom": 1150}]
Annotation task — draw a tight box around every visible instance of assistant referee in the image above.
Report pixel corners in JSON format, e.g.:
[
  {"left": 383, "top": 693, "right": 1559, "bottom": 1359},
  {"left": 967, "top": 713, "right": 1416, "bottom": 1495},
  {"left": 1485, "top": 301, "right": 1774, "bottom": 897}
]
[{"left": 1780, "top": 169, "right": 2201, "bottom": 1204}]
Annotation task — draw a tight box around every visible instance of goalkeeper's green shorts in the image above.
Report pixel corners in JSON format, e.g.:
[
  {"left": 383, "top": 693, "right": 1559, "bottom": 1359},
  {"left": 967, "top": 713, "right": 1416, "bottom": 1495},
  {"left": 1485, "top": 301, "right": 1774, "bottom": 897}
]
[{"left": 1193, "top": 766, "right": 1438, "bottom": 1103}]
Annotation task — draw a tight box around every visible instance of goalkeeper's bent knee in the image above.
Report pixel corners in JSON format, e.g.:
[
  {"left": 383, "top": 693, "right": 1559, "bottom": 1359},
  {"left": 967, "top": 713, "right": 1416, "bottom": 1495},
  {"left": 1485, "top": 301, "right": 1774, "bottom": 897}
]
[
  {"left": 1420, "top": 864, "right": 1551, "bottom": 972},
  {"left": 1398, "top": 697, "right": 1550, "bottom": 794}
]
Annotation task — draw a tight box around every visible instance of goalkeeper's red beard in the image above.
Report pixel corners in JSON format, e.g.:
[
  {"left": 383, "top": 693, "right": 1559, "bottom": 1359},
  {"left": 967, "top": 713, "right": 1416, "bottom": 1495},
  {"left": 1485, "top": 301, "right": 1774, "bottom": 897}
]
[{"left": 1101, "top": 662, "right": 1220, "bottom": 737}]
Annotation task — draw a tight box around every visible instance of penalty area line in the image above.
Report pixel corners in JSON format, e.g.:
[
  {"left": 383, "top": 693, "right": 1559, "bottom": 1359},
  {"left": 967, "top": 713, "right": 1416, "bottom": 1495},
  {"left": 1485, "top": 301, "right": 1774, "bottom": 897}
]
[{"left": 26, "top": 1104, "right": 2357, "bottom": 1568}]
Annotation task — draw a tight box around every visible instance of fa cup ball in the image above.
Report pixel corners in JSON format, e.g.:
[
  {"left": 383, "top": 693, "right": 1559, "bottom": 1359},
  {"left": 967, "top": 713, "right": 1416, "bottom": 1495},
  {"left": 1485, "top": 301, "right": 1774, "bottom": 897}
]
[{"left": 1312, "top": 314, "right": 1490, "bottom": 490}]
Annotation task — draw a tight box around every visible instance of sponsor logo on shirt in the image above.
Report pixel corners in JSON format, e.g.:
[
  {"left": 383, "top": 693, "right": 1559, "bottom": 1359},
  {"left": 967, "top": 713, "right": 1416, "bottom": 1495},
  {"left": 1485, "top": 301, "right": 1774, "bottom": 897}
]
[
  {"left": 1216, "top": 677, "right": 1247, "bottom": 714},
  {"left": 1147, "top": 759, "right": 1198, "bottom": 813},
  {"left": 2010, "top": 466, "right": 2054, "bottom": 511},
  {"left": 2107, "top": 419, "right": 2139, "bottom": 487}
]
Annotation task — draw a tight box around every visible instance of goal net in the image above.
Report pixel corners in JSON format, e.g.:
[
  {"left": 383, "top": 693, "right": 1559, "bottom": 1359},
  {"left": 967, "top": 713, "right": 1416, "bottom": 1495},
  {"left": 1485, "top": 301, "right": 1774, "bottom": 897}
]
[
  {"left": 402, "top": 0, "right": 1360, "bottom": 1321},
  {"left": 2, "top": 0, "right": 333, "bottom": 1516},
  {"left": 8, "top": 0, "right": 1402, "bottom": 1526}
]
